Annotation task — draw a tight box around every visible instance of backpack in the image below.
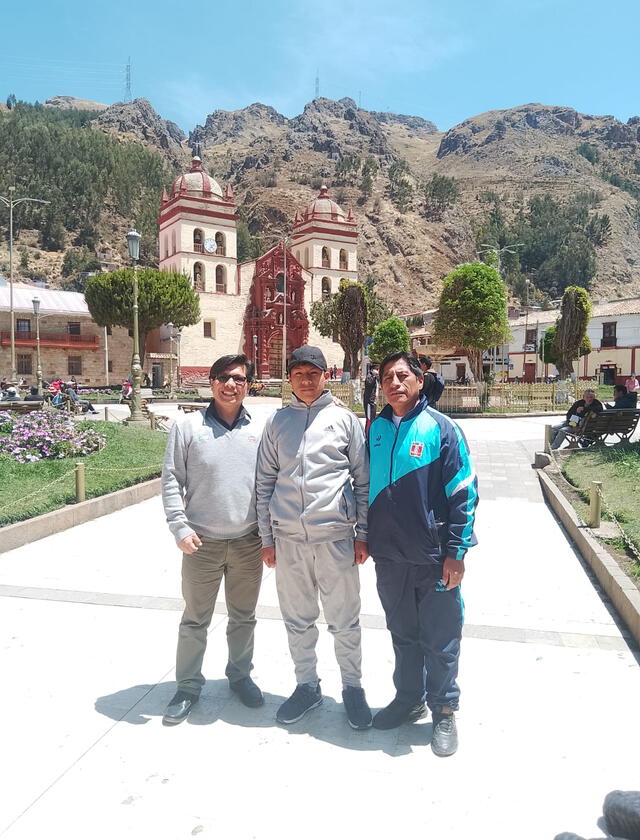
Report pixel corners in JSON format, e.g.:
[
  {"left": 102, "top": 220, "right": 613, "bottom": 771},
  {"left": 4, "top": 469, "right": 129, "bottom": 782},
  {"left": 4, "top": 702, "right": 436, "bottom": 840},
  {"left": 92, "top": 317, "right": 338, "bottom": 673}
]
[{"left": 425, "top": 371, "right": 445, "bottom": 405}]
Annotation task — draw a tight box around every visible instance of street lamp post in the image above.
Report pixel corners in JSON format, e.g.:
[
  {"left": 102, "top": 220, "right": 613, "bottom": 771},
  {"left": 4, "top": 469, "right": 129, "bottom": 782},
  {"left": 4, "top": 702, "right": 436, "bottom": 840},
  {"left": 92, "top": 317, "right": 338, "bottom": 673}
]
[
  {"left": 31, "top": 296, "right": 42, "bottom": 395},
  {"left": 126, "top": 229, "right": 146, "bottom": 424},
  {"left": 175, "top": 327, "right": 182, "bottom": 392},
  {"left": 252, "top": 333, "right": 258, "bottom": 371},
  {"left": 282, "top": 239, "right": 288, "bottom": 382},
  {"left": 167, "top": 322, "right": 175, "bottom": 400},
  {"left": 0, "top": 188, "right": 49, "bottom": 382}
]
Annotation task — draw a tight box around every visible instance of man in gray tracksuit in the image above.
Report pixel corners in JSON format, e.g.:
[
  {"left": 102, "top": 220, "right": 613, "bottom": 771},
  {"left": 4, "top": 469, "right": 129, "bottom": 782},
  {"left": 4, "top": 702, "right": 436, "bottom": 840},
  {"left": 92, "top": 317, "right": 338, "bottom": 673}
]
[{"left": 256, "top": 345, "right": 372, "bottom": 729}]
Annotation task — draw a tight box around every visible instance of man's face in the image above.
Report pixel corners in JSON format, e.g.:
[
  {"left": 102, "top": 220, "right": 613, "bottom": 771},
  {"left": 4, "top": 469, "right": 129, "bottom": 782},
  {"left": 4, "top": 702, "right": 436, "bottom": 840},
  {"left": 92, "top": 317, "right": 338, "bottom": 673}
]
[
  {"left": 289, "top": 363, "right": 325, "bottom": 404},
  {"left": 210, "top": 364, "right": 249, "bottom": 408},
  {"left": 583, "top": 391, "right": 594, "bottom": 405},
  {"left": 381, "top": 359, "right": 422, "bottom": 414}
]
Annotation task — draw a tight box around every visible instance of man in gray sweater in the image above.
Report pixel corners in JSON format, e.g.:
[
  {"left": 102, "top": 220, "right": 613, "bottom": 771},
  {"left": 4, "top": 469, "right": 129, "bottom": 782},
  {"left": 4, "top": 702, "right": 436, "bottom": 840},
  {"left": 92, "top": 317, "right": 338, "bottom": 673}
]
[
  {"left": 256, "top": 346, "right": 372, "bottom": 729},
  {"left": 161, "top": 354, "right": 265, "bottom": 725}
]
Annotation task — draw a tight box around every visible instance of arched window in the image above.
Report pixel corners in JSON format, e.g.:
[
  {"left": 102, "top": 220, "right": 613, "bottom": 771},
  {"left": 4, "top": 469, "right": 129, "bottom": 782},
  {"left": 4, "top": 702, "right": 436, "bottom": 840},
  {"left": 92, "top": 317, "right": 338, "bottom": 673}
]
[
  {"left": 304, "top": 247, "right": 309, "bottom": 267},
  {"left": 171, "top": 229, "right": 176, "bottom": 255},
  {"left": 215, "top": 265, "right": 227, "bottom": 293},
  {"left": 321, "top": 277, "right": 331, "bottom": 300},
  {"left": 193, "top": 262, "right": 205, "bottom": 292},
  {"left": 339, "top": 249, "right": 348, "bottom": 270},
  {"left": 321, "top": 246, "right": 330, "bottom": 269},
  {"left": 215, "top": 232, "right": 226, "bottom": 256},
  {"left": 193, "top": 229, "right": 203, "bottom": 253},
  {"left": 276, "top": 273, "right": 284, "bottom": 294}
]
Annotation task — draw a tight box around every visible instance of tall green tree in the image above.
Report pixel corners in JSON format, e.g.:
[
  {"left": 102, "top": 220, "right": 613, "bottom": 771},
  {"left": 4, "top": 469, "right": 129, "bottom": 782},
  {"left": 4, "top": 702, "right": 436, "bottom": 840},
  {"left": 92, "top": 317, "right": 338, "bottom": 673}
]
[
  {"left": 552, "top": 286, "right": 592, "bottom": 379},
  {"left": 539, "top": 324, "right": 591, "bottom": 367},
  {"left": 85, "top": 268, "right": 200, "bottom": 366},
  {"left": 368, "top": 317, "right": 410, "bottom": 362},
  {"left": 423, "top": 173, "right": 460, "bottom": 220},
  {"left": 432, "top": 262, "right": 510, "bottom": 381},
  {"left": 310, "top": 279, "right": 390, "bottom": 375}
]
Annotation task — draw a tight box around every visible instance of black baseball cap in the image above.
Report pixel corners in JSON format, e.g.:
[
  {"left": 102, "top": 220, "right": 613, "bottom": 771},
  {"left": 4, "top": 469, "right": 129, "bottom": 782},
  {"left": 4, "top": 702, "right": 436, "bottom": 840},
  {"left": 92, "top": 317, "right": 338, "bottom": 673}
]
[{"left": 287, "top": 345, "right": 327, "bottom": 373}]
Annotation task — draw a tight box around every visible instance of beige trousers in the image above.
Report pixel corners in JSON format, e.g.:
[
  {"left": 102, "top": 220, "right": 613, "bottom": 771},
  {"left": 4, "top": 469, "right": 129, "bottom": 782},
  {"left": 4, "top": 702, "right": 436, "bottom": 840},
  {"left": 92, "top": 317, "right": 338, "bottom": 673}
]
[{"left": 176, "top": 531, "right": 263, "bottom": 694}]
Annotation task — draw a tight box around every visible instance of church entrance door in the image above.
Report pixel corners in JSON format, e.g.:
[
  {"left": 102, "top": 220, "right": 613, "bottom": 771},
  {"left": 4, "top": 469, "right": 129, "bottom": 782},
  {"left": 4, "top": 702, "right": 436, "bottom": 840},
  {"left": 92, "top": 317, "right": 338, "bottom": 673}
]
[{"left": 268, "top": 340, "right": 282, "bottom": 379}]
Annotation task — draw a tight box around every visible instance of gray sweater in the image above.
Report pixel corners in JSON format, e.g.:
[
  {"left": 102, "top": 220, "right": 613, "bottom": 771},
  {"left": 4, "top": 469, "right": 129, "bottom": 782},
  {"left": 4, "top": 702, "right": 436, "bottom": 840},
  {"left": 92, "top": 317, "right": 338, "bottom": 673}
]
[
  {"left": 256, "top": 390, "right": 369, "bottom": 546},
  {"left": 162, "top": 403, "right": 264, "bottom": 544}
]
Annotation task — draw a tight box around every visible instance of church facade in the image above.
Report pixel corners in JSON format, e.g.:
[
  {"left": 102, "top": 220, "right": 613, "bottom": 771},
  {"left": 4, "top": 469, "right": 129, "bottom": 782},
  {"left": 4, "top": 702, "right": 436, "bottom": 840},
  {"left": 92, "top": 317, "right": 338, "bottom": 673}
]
[{"left": 151, "top": 156, "right": 358, "bottom": 384}]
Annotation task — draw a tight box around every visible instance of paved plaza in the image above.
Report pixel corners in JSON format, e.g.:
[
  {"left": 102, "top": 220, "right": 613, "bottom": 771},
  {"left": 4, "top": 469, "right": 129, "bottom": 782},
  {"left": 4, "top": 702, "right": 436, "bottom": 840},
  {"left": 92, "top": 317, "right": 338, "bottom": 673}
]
[{"left": 1, "top": 411, "right": 639, "bottom": 840}]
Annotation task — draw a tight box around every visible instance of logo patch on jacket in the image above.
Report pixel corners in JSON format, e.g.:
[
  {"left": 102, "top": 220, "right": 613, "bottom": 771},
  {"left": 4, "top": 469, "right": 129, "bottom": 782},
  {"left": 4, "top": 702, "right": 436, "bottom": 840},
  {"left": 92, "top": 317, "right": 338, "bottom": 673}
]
[{"left": 409, "top": 442, "right": 424, "bottom": 458}]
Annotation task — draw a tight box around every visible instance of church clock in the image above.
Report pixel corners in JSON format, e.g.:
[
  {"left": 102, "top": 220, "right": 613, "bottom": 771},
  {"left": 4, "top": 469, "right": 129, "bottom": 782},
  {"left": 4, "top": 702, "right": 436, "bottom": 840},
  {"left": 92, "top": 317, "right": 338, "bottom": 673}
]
[{"left": 203, "top": 238, "right": 216, "bottom": 253}]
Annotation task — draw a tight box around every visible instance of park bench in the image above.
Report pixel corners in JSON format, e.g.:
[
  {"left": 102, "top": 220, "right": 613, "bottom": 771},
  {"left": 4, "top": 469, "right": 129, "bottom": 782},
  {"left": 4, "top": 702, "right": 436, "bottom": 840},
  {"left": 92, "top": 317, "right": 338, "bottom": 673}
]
[
  {"left": 564, "top": 409, "right": 640, "bottom": 447},
  {"left": 0, "top": 400, "right": 45, "bottom": 414},
  {"left": 178, "top": 403, "right": 203, "bottom": 413}
]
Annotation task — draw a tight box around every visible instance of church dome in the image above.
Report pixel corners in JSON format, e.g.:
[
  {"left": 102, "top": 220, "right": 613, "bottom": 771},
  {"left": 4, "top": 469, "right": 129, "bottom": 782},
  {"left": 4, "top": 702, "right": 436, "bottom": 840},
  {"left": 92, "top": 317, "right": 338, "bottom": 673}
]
[
  {"left": 170, "top": 156, "right": 223, "bottom": 199},
  {"left": 304, "top": 185, "right": 346, "bottom": 220}
]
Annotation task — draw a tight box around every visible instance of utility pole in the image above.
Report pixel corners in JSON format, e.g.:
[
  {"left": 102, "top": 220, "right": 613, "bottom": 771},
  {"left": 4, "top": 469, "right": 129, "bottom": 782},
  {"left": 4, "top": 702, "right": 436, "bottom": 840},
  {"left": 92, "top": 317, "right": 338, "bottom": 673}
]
[
  {"left": 0, "top": 188, "right": 49, "bottom": 382},
  {"left": 125, "top": 57, "right": 132, "bottom": 102}
]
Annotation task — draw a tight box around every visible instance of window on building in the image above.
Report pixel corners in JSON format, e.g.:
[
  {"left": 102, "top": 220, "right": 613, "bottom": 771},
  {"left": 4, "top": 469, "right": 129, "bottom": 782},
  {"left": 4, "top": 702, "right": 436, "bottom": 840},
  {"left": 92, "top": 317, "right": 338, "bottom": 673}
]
[
  {"left": 16, "top": 318, "right": 30, "bottom": 333},
  {"left": 602, "top": 322, "right": 617, "bottom": 348},
  {"left": 106, "top": 325, "right": 112, "bottom": 336},
  {"left": 304, "top": 247, "right": 309, "bottom": 267},
  {"left": 17, "top": 354, "right": 32, "bottom": 375},
  {"left": 68, "top": 356, "right": 82, "bottom": 375},
  {"left": 108, "top": 360, "right": 113, "bottom": 373},
  {"left": 203, "top": 320, "right": 216, "bottom": 338},
  {"left": 193, "top": 262, "right": 205, "bottom": 292},
  {"left": 525, "top": 328, "right": 537, "bottom": 350},
  {"left": 171, "top": 229, "right": 176, "bottom": 255},
  {"left": 321, "top": 247, "right": 330, "bottom": 269},
  {"left": 276, "top": 273, "right": 284, "bottom": 294},
  {"left": 215, "top": 232, "right": 226, "bottom": 256},
  {"left": 68, "top": 322, "right": 81, "bottom": 336},
  {"left": 339, "top": 249, "right": 348, "bottom": 270},
  {"left": 163, "top": 235, "right": 169, "bottom": 259},
  {"left": 321, "top": 277, "right": 331, "bottom": 300},
  {"left": 128, "top": 329, "right": 133, "bottom": 337},
  {"left": 193, "top": 229, "right": 203, "bottom": 253},
  {"left": 215, "top": 265, "right": 227, "bottom": 293}
]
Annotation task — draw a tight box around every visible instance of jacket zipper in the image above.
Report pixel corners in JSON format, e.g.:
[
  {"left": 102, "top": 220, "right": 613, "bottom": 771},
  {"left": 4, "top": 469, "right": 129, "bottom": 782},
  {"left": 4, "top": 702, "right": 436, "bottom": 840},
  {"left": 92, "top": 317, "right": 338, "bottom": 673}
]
[
  {"left": 299, "top": 404, "right": 311, "bottom": 540},
  {"left": 389, "top": 420, "right": 400, "bottom": 485}
]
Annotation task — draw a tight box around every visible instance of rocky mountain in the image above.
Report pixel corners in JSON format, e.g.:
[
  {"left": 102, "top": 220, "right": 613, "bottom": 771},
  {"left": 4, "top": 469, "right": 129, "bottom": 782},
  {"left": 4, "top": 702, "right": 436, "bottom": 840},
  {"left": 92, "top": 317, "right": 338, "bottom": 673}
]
[
  {"left": 44, "top": 95, "right": 108, "bottom": 111},
  {"left": 3, "top": 95, "right": 640, "bottom": 312}
]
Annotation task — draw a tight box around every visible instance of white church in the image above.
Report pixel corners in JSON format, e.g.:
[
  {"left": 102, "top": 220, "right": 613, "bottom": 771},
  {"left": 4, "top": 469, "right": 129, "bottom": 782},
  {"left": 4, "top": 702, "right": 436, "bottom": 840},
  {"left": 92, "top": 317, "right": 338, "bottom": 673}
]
[{"left": 147, "top": 155, "right": 359, "bottom": 383}]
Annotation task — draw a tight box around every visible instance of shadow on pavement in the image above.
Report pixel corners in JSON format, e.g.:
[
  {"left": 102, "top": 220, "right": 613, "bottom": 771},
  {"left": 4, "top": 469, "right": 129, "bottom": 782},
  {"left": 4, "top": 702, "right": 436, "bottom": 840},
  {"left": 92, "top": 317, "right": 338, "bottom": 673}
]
[{"left": 95, "top": 680, "right": 432, "bottom": 756}]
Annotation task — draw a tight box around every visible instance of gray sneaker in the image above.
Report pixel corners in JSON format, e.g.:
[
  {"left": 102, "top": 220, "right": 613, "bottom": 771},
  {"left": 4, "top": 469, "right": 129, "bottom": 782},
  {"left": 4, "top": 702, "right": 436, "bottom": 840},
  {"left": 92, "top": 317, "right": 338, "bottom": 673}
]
[{"left": 276, "top": 683, "right": 322, "bottom": 724}]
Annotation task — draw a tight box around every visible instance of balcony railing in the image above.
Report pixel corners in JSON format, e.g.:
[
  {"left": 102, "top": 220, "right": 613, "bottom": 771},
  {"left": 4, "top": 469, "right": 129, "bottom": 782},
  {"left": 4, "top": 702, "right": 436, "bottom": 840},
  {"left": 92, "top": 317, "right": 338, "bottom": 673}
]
[
  {"left": 193, "top": 243, "right": 204, "bottom": 253},
  {"left": 1, "top": 331, "right": 100, "bottom": 349},
  {"left": 601, "top": 337, "right": 617, "bottom": 348}
]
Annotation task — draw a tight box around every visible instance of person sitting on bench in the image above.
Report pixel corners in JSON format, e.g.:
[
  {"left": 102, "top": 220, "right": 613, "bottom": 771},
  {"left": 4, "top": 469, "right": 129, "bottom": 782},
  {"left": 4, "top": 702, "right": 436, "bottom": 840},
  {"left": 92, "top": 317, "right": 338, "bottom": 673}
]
[
  {"left": 606, "top": 384, "right": 637, "bottom": 410},
  {"left": 550, "top": 388, "right": 603, "bottom": 449}
]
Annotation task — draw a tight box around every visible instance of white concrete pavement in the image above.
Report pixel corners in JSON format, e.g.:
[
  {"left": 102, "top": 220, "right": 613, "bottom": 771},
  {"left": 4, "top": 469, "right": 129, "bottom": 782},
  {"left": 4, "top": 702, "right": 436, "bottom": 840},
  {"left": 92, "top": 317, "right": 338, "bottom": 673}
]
[{"left": 1, "top": 412, "right": 639, "bottom": 840}]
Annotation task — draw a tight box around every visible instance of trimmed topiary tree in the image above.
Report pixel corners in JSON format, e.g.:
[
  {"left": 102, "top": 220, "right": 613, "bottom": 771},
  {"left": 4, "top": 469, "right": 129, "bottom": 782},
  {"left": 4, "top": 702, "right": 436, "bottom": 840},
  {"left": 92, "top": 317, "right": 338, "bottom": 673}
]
[
  {"left": 553, "top": 286, "right": 593, "bottom": 379},
  {"left": 368, "top": 317, "right": 410, "bottom": 362}
]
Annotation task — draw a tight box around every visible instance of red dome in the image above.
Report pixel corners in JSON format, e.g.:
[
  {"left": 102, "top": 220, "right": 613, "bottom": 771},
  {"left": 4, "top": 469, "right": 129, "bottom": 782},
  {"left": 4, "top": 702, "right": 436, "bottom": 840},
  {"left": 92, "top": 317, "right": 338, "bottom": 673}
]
[
  {"left": 170, "top": 157, "right": 223, "bottom": 199},
  {"left": 303, "top": 185, "right": 346, "bottom": 221}
]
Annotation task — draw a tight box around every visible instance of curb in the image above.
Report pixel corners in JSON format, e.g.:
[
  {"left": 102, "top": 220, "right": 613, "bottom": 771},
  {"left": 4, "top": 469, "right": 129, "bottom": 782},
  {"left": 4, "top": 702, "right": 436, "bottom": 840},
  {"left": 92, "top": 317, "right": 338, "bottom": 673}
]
[
  {"left": 537, "top": 466, "right": 640, "bottom": 647},
  {"left": 0, "top": 477, "right": 162, "bottom": 554}
]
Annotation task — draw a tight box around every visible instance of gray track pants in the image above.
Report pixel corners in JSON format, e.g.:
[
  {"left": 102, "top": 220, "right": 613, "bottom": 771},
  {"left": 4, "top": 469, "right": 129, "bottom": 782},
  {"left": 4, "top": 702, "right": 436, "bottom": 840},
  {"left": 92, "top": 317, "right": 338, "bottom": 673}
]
[
  {"left": 176, "top": 531, "right": 263, "bottom": 694},
  {"left": 274, "top": 537, "right": 362, "bottom": 688}
]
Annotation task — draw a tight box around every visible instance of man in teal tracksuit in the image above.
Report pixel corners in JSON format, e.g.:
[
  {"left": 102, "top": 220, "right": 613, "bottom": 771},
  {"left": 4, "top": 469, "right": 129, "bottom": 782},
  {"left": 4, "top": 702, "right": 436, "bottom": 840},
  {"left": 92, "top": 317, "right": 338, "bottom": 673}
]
[{"left": 368, "top": 352, "right": 478, "bottom": 756}]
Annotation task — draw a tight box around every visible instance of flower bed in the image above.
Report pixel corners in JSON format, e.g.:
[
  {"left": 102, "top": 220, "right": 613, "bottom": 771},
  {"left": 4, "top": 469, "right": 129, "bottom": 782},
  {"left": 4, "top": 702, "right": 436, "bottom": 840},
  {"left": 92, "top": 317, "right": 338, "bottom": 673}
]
[{"left": 0, "top": 409, "right": 106, "bottom": 464}]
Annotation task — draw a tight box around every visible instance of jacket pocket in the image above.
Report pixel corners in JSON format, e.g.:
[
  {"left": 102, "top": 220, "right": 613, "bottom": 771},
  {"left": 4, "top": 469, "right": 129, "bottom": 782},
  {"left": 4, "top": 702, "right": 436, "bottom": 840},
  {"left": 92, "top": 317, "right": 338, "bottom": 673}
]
[{"left": 340, "top": 485, "right": 356, "bottom": 523}]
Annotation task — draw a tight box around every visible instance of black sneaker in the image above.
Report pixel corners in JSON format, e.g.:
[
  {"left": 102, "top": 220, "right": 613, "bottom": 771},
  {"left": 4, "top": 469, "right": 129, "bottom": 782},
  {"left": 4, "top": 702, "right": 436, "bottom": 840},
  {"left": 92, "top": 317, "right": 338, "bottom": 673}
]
[
  {"left": 372, "top": 698, "right": 427, "bottom": 730},
  {"left": 431, "top": 709, "right": 458, "bottom": 757},
  {"left": 229, "top": 676, "right": 264, "bottom": 708},
  {"left": 162, "top": 690, "right": 199, "bottom": 726},
  {"left": 342, "top": 686, "right": 373, "bottom": 730},
  {"left": 276, "top": 682, "right": 322, "bottom": 724}
]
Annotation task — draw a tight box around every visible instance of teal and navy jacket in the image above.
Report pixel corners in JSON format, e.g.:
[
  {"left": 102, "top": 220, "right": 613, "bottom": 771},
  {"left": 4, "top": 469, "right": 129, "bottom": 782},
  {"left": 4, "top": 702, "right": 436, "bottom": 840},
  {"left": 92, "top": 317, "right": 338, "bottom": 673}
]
[{"left": 368, "top": 397, "right": 478, "bottom": 565}]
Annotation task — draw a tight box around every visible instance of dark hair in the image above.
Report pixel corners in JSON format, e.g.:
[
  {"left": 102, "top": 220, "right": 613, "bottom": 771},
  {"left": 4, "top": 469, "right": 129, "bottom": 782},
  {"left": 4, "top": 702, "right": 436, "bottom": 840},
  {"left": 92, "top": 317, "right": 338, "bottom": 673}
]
[
  {"left": 418, "top": 355, "right": 432, "bottom": 369},
  {"left": 614, "top": 384, "right": 627, "bottom": 396},
  {"left": 30, "top": 386, "right": 38, "bottom": 395},
  {"left": 379, "top": 351, "right": 423, "bottom": 381},
  {"left": 209, "top": 354, "right": 254, "bottom": 382}
]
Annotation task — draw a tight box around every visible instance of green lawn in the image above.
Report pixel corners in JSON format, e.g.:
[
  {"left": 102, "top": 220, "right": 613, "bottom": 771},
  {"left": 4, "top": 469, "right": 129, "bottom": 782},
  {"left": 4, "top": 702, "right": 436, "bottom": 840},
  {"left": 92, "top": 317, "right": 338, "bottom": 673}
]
[
  {"left": 0, "top": 421, "right": 167, "bottom": 527},
  {"left": 563, "top": 442, "right": 640, "bottom": 573}
]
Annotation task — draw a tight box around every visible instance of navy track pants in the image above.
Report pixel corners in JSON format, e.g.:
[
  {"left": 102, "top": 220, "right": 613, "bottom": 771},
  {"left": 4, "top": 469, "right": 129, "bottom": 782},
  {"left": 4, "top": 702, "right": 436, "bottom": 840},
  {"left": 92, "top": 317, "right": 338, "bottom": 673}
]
[{"left": 375, "top": 560, "right": 464, "bottom": 711}]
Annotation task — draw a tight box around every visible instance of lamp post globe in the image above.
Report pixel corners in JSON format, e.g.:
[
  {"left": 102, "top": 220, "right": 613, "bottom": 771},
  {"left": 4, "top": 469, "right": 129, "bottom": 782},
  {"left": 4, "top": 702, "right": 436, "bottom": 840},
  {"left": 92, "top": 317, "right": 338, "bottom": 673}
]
[{"left": 125, "top": 228, "right": 146, "bottom": 424}]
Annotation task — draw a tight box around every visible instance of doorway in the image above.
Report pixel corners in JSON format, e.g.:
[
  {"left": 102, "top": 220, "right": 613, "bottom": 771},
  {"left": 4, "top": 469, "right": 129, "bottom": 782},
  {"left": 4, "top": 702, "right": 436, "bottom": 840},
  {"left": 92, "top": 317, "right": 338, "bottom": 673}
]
[
  {"left": 600, "top": 365, "right": 616, "bottom": 386},
  {"left": 523, "top": 362, "right": 536, "bottom": 383},
  {"left": 152, "top": 364, "right": 163, "bottom": 388}
]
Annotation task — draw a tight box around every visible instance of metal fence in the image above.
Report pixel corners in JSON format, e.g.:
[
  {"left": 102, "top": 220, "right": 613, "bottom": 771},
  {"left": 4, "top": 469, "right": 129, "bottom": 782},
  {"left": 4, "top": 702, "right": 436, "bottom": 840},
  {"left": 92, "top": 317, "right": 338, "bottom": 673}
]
[{"left": 283, "top": 381, "right": 577, "bottom": 415}]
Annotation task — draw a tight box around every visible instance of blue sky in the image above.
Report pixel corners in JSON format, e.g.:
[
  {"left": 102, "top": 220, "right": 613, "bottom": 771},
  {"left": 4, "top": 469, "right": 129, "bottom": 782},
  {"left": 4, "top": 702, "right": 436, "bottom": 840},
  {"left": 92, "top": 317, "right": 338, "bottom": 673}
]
[{"left": 1, "top": 0, "right": 638, "bottom": 132}]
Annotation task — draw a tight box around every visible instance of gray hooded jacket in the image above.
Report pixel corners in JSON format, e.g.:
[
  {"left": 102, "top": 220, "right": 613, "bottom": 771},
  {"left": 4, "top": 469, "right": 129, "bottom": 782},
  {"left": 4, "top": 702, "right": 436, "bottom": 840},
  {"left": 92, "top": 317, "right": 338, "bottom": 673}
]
[{"left": 256, "top": 390, "right": 369, "bottom": 546}]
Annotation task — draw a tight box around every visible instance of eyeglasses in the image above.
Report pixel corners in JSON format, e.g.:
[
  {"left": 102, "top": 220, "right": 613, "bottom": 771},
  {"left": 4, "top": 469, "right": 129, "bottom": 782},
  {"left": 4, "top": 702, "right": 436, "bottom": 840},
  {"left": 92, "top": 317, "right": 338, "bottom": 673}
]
[{"left": 215, "top": 374, "right": 248, "bottom": 385}]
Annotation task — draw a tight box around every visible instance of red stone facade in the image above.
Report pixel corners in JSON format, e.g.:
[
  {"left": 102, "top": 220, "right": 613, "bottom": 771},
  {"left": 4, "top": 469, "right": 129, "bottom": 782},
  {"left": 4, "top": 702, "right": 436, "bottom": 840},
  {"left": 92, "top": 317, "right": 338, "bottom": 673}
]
[{"left": 243, "top": 243, "right": 309, "bottom": 379}]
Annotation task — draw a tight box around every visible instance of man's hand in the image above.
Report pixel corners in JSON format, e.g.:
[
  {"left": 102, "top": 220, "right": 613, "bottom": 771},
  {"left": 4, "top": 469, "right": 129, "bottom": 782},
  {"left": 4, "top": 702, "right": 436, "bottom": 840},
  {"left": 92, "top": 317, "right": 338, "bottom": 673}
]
[
  {"left": 443, "top": 556, "right": 465, "bottom": 589},
  {"left": 178, "top": 533, "right": 202, "bottom": 555},
  {"left": 354, "top": 540, "right": 369, "bottom": 565},
  {"left": 262, "top": 546, "right": 276, "bottom": 568}
]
